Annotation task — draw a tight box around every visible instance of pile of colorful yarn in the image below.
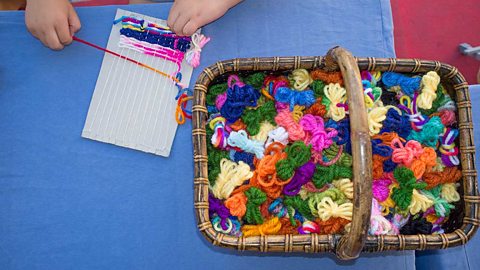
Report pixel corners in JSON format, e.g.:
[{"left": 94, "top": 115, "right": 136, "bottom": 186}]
[{"left": 206, "top": 68, "right": 462, "bottom": 237}]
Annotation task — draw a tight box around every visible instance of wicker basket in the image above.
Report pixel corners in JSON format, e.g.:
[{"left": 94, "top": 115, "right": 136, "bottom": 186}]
[{"left": 192, "top": 47, "right": 479, "bottom": 260}]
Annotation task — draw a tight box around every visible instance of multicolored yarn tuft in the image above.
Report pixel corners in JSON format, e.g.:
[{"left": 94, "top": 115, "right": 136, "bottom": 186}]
[{"left": 206, "top": 70, "right": 461, "bottom": 237}]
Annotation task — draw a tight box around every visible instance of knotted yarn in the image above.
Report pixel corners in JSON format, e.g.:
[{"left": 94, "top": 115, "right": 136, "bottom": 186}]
[
  {"left": 251, "top": 121, "right": 276, "bottom": 143},
  {"left": 423, "top": 167, "right": 462, "bottom": 189},
  {"left": 305, "top": 97, "right": 327, "bottom": 117},
  {"left": 275, "top": 141, "right": 312, "bottom": 180},
  {"left": 332, "top": 178, "right": 354, "bottom": 199},
  {"left": 316, "top": 217, "right": 351, "bottom": 234},
  {"left": 312, "top": 164, "right": 353, "bottom": 188},
  {"left": 382, "top": 72, "right": 421, "bottom": 96},
  {"left": 299, "top": 114, "right": 338, "bottom": 152},
  {"left": 391, "top": 167, "right": 427, "bottom": 210},
  {"left": 230, "top": 150, "right": 255, "bottom": 169},
  {"left": 409, "top": 146, "right": 437, "bottom": 179},
  {"left": 391, "top": 138, "right": 423, "bottom": 166},
  {"left": 316, "top": 197, "right": 353, "bottom": 221},
  {"left": 408, "top": 116, "right": 444, "bottom": 147},
  {"left": 380, "top": 108, "right": 412, "bottom": 138},
  {"left": 185, "top": 33, "right": 210, "bottom": 68},
  {"left": 369, "top": 198, "right": 393, "bottom": 235},
  {"left": 241, "top": 100, "right": 277, "bottom": 136},
  {"left": 311, "top": 80, "right": 326, "bottom": 98},
  {"left": 324, "top": 83, "right": 347, "bottom": 121},
  {"left": 209, "top": 193, "right": 231, "bottom": 230},
  {"left": 275, "top": 87, "right": 316, "bottom": 111},
  {"left": 441, "top": 183, "right": 461, "bottom": 203},
  {"left": 225, "top": 192, "right": 248, "bottom": 219},
  {"left": 209, "top": 116, "right": 229, "bottom": 149},
  {"left": 372, "top": 178, "right": 392, "bottom": 202},
  {"left": 242, "top": 217, "right": 282, "bottom": 237},
  {"left": 275, "top": 109, "right": 305, "bottom": 141},
  {"left": 422, "top": 186, "right": 455, "bottom": 217},
  {"left": 244, "top": 187, "right": 267, "bottom": 225},
  {"left": 400, "top": 217, "right": 433, "bottom": 235},
  {"left": 227, "top": 130, "right": 265, "bottom": 159},
  {"left": 265, "top": 126, "right": 289, "bottom": 148},
  {"left": 212, "top": 159, "right": 253, "bottom": 200},
  {"left": 398, "top": 93, "right": 428, "bottom": 131},
  {"left": 417, "top": 71, "right": 441, "bottom": 110},
  {"left": 283, "top": 195, "right": 314, "bottom": 221},
  {"left": 439, "top": 128, "right": 460, "bottom": 167},
  {"left": 220, "top": 75, "right": 261, "bottom": 123},
  {"left": 408, "top": 189, "right": 434, "bottom": 215},
  {"left": 289, "top": 69, "right": 313, "bottom": 91},
  {"left": 252, "top": 142, "right": 289, "bottom": 198},
  {"left": 283, "top": 161, "right": 316, "bottom": 196},
  {"left": 308, "top": 188, "right": 347, "bottom": 216},
  {"left": 298, "top": 220, "right": 320, "bottom": 234},
  {"left": 292, "top": 105, "right": 305, "bottom": 123},
  {"left": 321, "top": 143, "right": 352, "bottom": 167},
  {"left": 310, "top": 69, "right": 344, "bottom": 85}
]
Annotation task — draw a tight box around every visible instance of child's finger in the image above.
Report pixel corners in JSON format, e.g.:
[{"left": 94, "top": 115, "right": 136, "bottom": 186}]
[
  {"left": 182, "top": 20, "right": 199, "bottom": 36},
  {"left": 167, "top": 4, "right": 179, "bottom": 29},
  {"left": 68, "top": 6, "right": 82, "bottom": 35},
  {"left": 44, "top": 30, "right": 64, "bottom": 50},
  {"left": 172, "top": 15, "right": 189, "bottom": 36},
  {"left": 55, "top": 21, "right": 73, "bottom": 45}
]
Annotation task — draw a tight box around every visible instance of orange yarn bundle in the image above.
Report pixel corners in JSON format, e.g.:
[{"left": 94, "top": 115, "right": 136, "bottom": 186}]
[
  {"left": 230, "top": 119, "right": 247, "bottom": 131},
  {"left": 278, "top": 218, "right": 300, "bottom": 234},
  {"left": 251, "top": 142, "right": 292, "bottom": 198},
  {"left": 225, "top": 192, "right": 248, "bottom": 218},
  {"left": 305, "top": 97, "right": 327, "bottom": 117},
  {"left": 373, "top": 154, "right": 388, "bottom": 179},
  {"left": 310, "top": 69, "right": 344, "bottom": 85},
  {"left": 408, "top": 147, "right": 437, "bottom": 179},
  {"left": 423, "top": 167, "right": 462, "bottom": 189},
  {"left": 372, "top": 132, "right": 405, "bottom": 146},
  {"left": 316, "top": 217, "right": 350, "bottom": 234}
]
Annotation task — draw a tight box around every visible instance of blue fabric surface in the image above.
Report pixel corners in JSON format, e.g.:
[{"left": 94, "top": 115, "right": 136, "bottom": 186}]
[
  {"left": 415, "top": 84, "right": 480, "bottom": 270},
  {"left": 0, "top": 1, "right": 413, "bottom": 269}
]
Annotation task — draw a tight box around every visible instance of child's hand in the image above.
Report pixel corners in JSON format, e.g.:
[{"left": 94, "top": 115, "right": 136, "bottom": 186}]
[
  {"left": 25, "top": 0, "right": 81, "bottom": 50},
  {"left": 167, "top": 0, "right": 242, "bottom": 36}
]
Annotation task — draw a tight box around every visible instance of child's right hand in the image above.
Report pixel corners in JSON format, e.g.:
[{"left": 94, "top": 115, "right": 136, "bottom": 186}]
[{"left": 25, "top": 0, "right": 81, "bottom": 50}]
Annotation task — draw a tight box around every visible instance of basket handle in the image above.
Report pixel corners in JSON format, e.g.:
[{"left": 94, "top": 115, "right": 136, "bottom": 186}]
[{"left": 325, "top": 47, "right": 373, "bottom": 260}]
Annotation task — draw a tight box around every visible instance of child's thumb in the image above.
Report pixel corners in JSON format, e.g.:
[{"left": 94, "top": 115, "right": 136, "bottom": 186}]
[{"left": 68, "top": 6, "right": 81, "bottom": 36}]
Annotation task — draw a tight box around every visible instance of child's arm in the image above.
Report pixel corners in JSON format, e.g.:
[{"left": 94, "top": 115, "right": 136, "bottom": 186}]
[
  {"left": 25, "top": 0, "right": 81, "bottom": 50},
  {"left": 167, "top": 0, "right": 243, "bottom": 36}
]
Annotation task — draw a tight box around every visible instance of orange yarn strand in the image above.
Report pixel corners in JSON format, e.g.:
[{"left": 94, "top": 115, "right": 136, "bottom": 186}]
[
  {"left": 305, "top": 97, "right": 327, "bottom": 117},
  {"left": 423, "top": 167, "right": 462, "bottom": 189},
  {"left": 316, "top": 218, "right": 350, "bottom": 234},
  {"left": 310, "top": 69, "right": 344, "bottom": 85},
  {"left": 372, "top": 132, "right": 405, "bottom": 146}
]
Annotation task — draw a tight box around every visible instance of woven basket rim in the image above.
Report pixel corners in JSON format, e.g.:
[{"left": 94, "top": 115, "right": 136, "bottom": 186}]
[{"left": 192, "top": 55, "right": 479, "bottom": 254}]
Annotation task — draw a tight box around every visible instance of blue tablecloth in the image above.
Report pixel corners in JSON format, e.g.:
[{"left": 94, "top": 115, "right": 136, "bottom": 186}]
[
  {"left": 0, "top": 1, "right": 416, "bottom": 269},
  {"left": 415, "top": 84, "right": 480, "bottom": 270}
]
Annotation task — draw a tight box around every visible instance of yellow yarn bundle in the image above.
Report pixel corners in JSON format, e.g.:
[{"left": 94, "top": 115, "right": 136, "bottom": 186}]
[
  {"left": 252, "top": 121, "right": 276, "bottom": 143},
  {"left": 316, "top": 197, "right": 353, "bottom": 221},
  {"left": 290, "top": 69, "right": 313, "bottom": 91},
  {"left": 241, "top": 217, "right": 282, "bottom": 237},
  {"left": 332, "top": 179, "right": 354, "bottom": 199},
  {"left": 368, "top": 107, "right": 388, "bottom": 135},
  {"left": 409, "top": 189, "right": 434, "bottom": 215},
  {"left": 441, "top": 183, "right": 461, "bottom": 203},
  {"left": 324, "top": 83, "right": 347, "bottom": 121},
  {"left": 292, "top": 105, "right": 305, "bottom": 123},
  {"left": 211, "top": 159, "right": 253, "bottom": 199},
  {"left": 417, "top": 71, "right": 441, "bottom": 110}
]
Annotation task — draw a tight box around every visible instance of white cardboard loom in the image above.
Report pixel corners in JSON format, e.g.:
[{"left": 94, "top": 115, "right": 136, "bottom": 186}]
[{"left": 82, "top": 9, "right": 195, "bottom": 157}]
